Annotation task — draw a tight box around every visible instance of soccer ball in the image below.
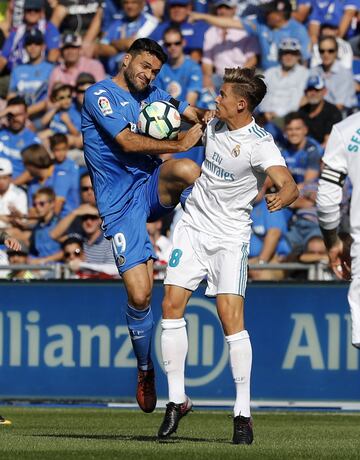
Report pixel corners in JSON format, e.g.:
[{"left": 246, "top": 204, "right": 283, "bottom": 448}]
[{"left": 138, "top": 100, "right": 181, "bottom": 140}]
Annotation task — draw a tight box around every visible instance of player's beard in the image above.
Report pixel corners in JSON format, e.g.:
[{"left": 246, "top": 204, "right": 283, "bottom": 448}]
[{"left": 124, "top": 66, "right": 147, "bottom": 93}]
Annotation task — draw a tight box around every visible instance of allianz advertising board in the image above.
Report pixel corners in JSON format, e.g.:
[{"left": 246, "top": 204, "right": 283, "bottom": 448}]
[{"left": 0, "top": 281, "right": 358, "bottom": 401}]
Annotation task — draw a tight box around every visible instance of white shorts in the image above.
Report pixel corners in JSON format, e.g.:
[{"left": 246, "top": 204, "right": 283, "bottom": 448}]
[{"left": 164, "top": 221, "right": 249, "bottom": 297}]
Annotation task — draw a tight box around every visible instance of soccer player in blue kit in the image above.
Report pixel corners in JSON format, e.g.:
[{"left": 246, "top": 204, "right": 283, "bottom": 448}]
[{"left": 82, "top": 38, "right": 210, "bottom": 413}]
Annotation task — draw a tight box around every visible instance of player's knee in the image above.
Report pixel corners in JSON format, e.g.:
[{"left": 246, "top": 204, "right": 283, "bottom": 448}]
[
  {"left": 175, "top": 159, "right": 200, "bottom": 186},
  {"left": 162, "top": 295, "right": 181, "bottom": 316},
  {"left": 128, "top": 291, "right": 151, "bottom": 308}
]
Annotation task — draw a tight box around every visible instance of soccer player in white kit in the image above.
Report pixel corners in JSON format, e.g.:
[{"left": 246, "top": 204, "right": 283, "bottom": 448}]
[
  {"left": 317, "top": 112, "right": 360, "bottom": 349},
  {"left": 157, "top": 67, "right": 299, "bottom": 444}
]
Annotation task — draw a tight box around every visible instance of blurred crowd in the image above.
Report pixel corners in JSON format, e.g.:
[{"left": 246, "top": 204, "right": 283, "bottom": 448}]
[{"left": 0, "top": 0, "right": 356, "bottom": 280}]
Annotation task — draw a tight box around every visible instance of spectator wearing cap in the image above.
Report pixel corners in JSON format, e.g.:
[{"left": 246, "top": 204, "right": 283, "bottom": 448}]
[
  {"left": 310, "top": 23, "right": 353, "bottom": 70},
  {"left": 22, "top": 144, "right": 80, "bottom": 218},
  {"left": 202, "top": 0, "right": 259, "bottom": 94},
  {"left": 259, "top": 37, "right": 309, "bottom": 122},
  {"left": 48, "top": 32, "right": 105, "bottom": 95},
  {"left": 150, "top": 0, "right": 209, "bottom": 63},
  {"left": 97, "top": 0, "right": 159, "bottom": 76},
  {"left": 191, "top": 0, "right": 310, "bottom": 70},
  {"left": 0, "top": 0, "right": 60, "bottom": 74},
  {"left": 308, "top": 0, "right": 360, "bottom": 44},
  {"left": 311, "top": 35, "right": 357, "bottom": 111},
  {"left": 40, "top": 82, "right": 81, "bottom": 145},
  {"left": 0, "top": 96, "right": 41, "bottom": 179},
  {"left": 299, "top": 74, "right": 342, "bottom": 146},
  {"left": 8, "top": 29, "right": 55, "bottom": 120},
  {"left": 0, "top": 158, "right": 28, "bottom": 232}
]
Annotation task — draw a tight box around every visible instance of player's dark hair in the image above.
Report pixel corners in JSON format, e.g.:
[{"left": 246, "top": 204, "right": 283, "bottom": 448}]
[
  {"left": 80, "top": 171, "right": 91, "bottom": 182},
  {"left": 7, "top": 95, "right": 27, "bottom": 109},
  {"left": 284, "top": 111, "right": 309, "bottom": 127},
  {"left": 163, "top": 25, "right": 183, "bottom": 40},
  {"left": 127, "top": 38, "right": 168, "bottom": 64},
  {"left": 33, "top": 186, "right": 56, "bottom": 202},
  {"left": 223, "top": 67, "right": 267, "bottom": 111},
  {"left": 62, "top": 235, "right": 84, "bottom": 250},
  {"left": 22, "top": 144, "right": 53, "bottom": 169},
  {"left": 50, "top": 133, "right": 68, "bottom": 149}
]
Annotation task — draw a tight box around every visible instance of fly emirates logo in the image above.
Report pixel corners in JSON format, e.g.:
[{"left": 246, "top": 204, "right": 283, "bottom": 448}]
[{"left": 204, "top": 152, "right": 235, "bottom": 182}]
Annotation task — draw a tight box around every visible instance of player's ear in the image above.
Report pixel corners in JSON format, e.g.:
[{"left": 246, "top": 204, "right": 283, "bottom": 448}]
[
  {"left": 123, "top": 53, "right": 131, "bottom": 67},
  {"left": 237, "top": 98, "right": 247, "bottom": 111}
]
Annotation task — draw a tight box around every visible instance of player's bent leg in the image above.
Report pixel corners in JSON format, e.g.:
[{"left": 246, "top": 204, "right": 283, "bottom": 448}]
[
  {"left": 158, "top": 158, "right": 200, "bottom": 208},
  {"left": 122, "top": 262, "right": 157, "bottom": 413},
  {"left": 217, "top": 294, "right": 253, "bottom": 445},
  {"left": 159, "top": 285, "right": 193, "bottom": 439}
]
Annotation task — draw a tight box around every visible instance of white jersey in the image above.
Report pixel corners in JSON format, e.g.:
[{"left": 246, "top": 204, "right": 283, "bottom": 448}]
[
  {"left": 0, "top": 183, "right": 28, "bottom": 229},
  {"left": 182, "top": 118, "right": 286, "bottom": 242},
  {"left": 317, "top": 111, "right": 360, "bottom": 244}
]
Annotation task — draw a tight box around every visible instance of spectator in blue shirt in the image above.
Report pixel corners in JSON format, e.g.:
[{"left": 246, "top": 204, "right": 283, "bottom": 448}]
[
  {"left": 40, "top": 82, "right": 80, "bottom": 145},
  {"left": 8, "top": 29, "right": 55, "bottom": 121},
  {"left": 150, "top": 0, "right": 209, "bottom": 62},
  {"left": 157, "top": 26, "right": 203, "bottom": 105},
  {"left": 28, "top": 186, "right": 63, "bottom": 263},
  {"left": 0, "top": 96, "right": 41, "bottom": 180},
  {"left": 190, "top": 0, "right": 311, "bottom": 70},
  {"left": 97, "top": 0, "right": 159, "bottom": 75},
  {"left": 22, "top": 143, "right": 80, "bottom": 218},
  {"left": 281, "top": 111, "right": 323, "bottom": 185},
  {"left": 0, "top": 0, "right": 60, "bottom": 73},
  {"left": 249, "top": 194, "right": 291, "bottom": 280},
  {"left": 308, "top": 0, "right": 360, "bottom": 43}
]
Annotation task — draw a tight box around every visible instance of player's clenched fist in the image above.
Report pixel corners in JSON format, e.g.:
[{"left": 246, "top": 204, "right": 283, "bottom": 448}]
[
  {"left": 265, "top": 193, "right": 283, "bottom": 212},
  {"left": 178, "top": 123, "right": 203, "bottom": 151}
]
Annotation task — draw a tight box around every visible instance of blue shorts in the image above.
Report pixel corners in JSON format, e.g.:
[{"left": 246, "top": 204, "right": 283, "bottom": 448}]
[{"left": 102, "top": 165, "right": 175, "bottom": 274}]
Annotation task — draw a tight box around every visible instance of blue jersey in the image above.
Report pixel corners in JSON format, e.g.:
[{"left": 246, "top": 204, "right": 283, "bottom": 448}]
[
  {"left": 82, "top": 78, "right": 188, "bottom": 226},
  {"left": 0, "top": 127, "right": 41, "bottom": 178},
  {"left": 250, "top": 198, "right": 290, "bottom": 257},
  {"left": 156, "top": 56, "right": 202, "bottom": 101},
  {"left": 1, "top": 22, "right": 60, "bottom": 70},
  {"left": 9, "top": 61, "right": 54, "bottom": 105},
  {"left": 281, "top": 136, "right": 323, "bottom": 184},
  {"left": 150, "top": 20, "right": 208, "bottom": 56},
  {"left": 27, "top": 161, "right": 80, "bottom": 218},
  {"left": 242, "top": 17, "right": 310, "bottom": 69},
  {"left": 310, "top": 0, "right": 360, "bottom": 39},
  {"left": 49, "top": 103, "right": 81, "bottom": 134},
  {"left": 30, "top": 215, "right": 61, "bottom": 258}
]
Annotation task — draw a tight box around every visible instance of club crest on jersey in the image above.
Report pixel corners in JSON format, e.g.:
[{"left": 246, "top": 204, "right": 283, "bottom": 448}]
[
  {"left": 231, "top": 144, "right": 241, "bottom": 158},
  {"left": 98, "top": 96, "right": 113, "bottom": 116}
]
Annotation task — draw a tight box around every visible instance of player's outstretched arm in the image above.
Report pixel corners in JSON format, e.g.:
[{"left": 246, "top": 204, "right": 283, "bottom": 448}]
[
  {"left": 264, "top": 166, "right": 299, "bottom": 212},
  {"left": 115, "top": 124, "right": 203, "bottom": 155},
  {"left": 182, "top": 105, "right": 216, "bottom": 126}
]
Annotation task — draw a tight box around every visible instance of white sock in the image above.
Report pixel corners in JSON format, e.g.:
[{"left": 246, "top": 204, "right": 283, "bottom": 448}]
[
  {"left": 226, "top": 330, "right": 252, "bottom": 418},
  {"left": 161, "top": 318, "right": 188, "bottom": 404}
]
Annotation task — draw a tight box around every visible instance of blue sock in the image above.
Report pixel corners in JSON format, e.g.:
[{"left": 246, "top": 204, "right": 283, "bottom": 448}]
[
  {"left": 126, "top": 304, "right": 154, "bottom": 371},
  {"left": 180, "top": 185, "right": 194, "bottom": 210}
]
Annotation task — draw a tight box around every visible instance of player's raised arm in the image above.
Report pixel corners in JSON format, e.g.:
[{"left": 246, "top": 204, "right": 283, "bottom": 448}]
[{"left": 265, "top": 165, "right": 299, "bottom": 212}]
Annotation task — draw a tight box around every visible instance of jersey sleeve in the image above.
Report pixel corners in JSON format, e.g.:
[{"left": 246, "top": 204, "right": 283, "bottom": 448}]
[
  {"left": 250, "top": 137, "right": 286, "bottom": 172},
  {"left": 83, "top": 88, "right": 129, "bottom": 138},
  {"left": 321, "top": 124, "right": 348, "bottom": 174}
]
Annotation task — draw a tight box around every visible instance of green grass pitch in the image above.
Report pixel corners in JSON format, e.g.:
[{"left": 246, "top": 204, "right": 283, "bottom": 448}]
[{"left": 1, "top": 407, "right": 360, "bottom": 459}]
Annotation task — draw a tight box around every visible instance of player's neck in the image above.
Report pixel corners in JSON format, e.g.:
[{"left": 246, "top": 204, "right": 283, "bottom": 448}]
[
  {"left": 112, "top": 73, "right": 130, "bottom": 91},
  {"left": 225, "top": 113, "right": 253, "bottom": 131}
]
